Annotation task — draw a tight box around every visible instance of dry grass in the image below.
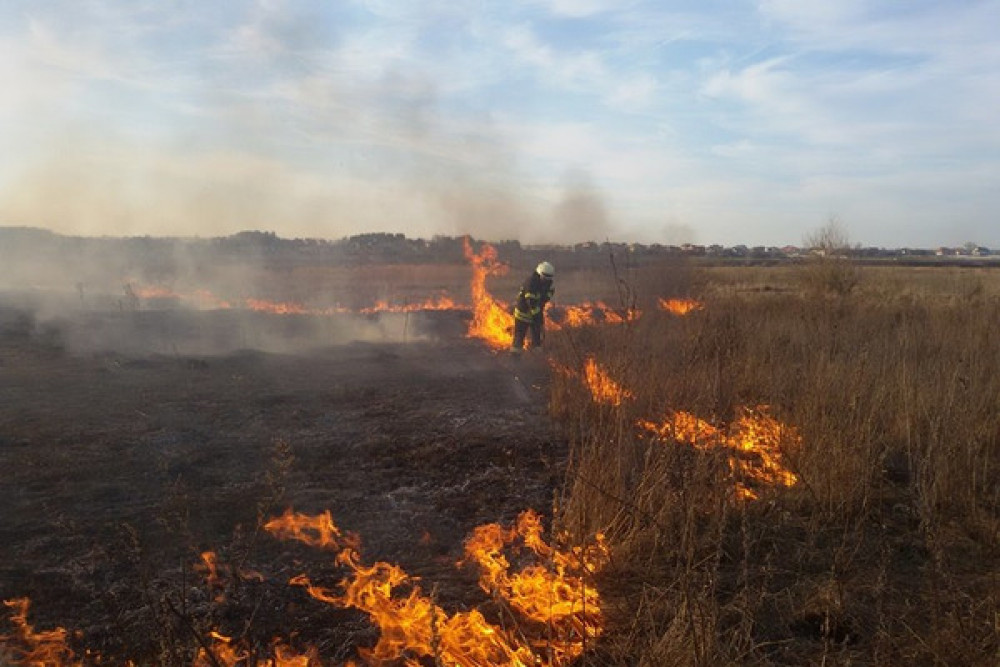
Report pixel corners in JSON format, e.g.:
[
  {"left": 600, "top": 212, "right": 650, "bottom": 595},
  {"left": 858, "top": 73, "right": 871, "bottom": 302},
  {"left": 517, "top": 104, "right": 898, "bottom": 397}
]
[
  {"left": 546, "top": 262, "right": 1000, "bottom": 665},
  {"left": 3, "top": 256, "right": 999, "bottom": 665}
]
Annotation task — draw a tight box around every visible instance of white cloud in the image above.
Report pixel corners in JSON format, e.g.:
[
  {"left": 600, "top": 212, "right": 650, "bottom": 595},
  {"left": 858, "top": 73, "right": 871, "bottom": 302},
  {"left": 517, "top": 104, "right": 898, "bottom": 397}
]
[
  {"left": 501, "top": 23, "right": 658, "bottom": 111},
  {"left": 526, "top": 0, "right": 626, "bottom": 18},
  {"left": 607, "top": 73, "right": 657, "bottom": 109},
  {"left": 1, "top": 0, "right": 999, "bottom": 246},
  {"left": 759, "top": 0, "right": 1000, "bottom": 56}
]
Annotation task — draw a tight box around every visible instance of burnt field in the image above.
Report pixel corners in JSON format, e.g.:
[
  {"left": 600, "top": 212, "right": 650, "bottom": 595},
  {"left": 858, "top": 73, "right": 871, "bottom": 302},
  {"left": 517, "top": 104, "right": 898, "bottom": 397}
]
[
  {"left": 3, "top": 254, "right": 1000, "bottom": 665},
  {"left": 0, "top": 300, "right": 569, "bottom": 662}
]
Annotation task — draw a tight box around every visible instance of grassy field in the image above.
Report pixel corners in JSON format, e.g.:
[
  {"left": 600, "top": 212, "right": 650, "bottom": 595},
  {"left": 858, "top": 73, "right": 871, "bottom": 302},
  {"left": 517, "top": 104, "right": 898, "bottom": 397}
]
[
  {"left": 544, "top": 258, "right": 1000, "bottom": 665},
  {"left": 2, "top": 254, "right": 999, "bottom": 665}
]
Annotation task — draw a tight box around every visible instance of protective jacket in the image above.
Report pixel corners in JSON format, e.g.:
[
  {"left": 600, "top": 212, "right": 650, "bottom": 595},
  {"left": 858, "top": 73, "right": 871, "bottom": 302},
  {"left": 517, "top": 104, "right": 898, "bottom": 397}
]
[{"left": 514, "top": 272, "right": 555, "bottom": 323}]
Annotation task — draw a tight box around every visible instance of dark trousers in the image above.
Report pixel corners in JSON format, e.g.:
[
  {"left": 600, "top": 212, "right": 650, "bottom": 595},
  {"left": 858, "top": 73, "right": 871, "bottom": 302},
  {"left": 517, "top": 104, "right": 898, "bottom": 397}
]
[{"left": 512, "top": 317, "right": 543, "bottom": 349}]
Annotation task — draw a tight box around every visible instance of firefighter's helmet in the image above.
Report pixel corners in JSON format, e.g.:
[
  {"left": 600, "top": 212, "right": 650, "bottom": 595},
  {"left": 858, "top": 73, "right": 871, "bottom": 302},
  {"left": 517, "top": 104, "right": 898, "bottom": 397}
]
[{"left": 536, "top": 261, "right": 555, "bottom": 278}]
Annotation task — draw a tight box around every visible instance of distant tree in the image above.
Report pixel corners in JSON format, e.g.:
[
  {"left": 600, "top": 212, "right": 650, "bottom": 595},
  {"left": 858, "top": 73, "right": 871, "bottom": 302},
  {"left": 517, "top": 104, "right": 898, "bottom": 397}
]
[
  {"left": 804, "top": 217, "right": 852, "bottom": 257},
  {"left": 801, "top": 216, "right": 859, "bottom": 296}
]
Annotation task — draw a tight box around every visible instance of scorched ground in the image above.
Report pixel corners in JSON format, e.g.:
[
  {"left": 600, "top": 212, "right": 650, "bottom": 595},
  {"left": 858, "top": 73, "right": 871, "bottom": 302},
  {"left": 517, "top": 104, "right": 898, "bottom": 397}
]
[{"left": 0, "top": 306, "right": 563, "bottom": 663}]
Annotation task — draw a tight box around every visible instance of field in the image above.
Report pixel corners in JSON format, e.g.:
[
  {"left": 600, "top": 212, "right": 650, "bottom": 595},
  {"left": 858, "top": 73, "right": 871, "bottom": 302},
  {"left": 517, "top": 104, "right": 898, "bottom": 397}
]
[{"left": 2, "top": 252, "right": 999, "bottom": 665}]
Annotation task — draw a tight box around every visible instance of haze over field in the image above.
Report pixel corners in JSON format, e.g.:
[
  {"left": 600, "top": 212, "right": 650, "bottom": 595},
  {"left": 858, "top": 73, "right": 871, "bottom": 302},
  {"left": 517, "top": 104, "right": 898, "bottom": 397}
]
[{"left": 1, "top": 1, "right": 998, "bottom": 247}]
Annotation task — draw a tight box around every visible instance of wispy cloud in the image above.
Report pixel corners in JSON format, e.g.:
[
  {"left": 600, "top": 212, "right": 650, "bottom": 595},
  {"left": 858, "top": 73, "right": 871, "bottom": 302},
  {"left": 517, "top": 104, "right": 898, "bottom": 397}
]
[{"left": 1, "top": 0, "right": 998, "bottom": 246}]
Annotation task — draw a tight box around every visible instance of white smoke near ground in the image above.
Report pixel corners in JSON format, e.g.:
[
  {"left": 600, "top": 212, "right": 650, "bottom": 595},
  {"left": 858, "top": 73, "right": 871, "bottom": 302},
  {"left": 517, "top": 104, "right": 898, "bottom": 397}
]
[
  {"left": 0, "top": 229, "right": 465, "bottom": 357},
  {"left": 54, "top": 310, "right": 435, "bottom": 357},
  {"left": 0, "top": 285, "right": 444, "bottom": 357}
]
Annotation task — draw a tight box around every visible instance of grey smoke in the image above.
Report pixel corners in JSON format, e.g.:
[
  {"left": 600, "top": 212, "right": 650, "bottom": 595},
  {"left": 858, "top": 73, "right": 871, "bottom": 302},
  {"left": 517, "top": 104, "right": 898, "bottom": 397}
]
[{"left": 547, "top": 169, "right": 613, "bottom": 244}]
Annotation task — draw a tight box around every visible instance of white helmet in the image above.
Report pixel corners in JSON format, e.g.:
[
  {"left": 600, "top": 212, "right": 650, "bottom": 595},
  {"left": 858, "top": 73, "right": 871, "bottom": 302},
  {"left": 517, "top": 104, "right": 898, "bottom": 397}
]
[{"left": 536, "top": 261, "right": 555, "bottom": 278}]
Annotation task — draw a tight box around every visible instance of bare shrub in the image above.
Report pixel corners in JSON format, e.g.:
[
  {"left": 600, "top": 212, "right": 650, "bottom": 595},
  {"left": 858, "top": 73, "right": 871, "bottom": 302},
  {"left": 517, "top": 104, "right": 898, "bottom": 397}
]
[{"left": 801, "top": 217, "right": 860, "bottom": 297}]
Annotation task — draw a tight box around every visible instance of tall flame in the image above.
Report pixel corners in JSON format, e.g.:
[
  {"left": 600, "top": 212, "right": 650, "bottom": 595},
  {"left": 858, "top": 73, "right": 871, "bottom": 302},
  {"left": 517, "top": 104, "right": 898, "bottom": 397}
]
[
  {"left": 462, "top": 238, "right": 515, "bottom": 350},
  {"left": 583, "top": 358, "right": 633, "bottom": 406}
]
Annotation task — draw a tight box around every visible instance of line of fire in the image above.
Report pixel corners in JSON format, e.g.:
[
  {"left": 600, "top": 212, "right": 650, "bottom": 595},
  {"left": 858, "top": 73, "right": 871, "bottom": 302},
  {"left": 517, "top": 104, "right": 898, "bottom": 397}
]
[{"left": 1, "top": 239, "right": 806, "bottom": 666}]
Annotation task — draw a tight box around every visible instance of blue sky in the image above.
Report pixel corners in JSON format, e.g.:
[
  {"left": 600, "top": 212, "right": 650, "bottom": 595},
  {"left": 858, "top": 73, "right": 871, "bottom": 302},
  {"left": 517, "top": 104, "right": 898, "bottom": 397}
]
[{"left": 1, "top": 0, "right": 998, "bottom": 247}]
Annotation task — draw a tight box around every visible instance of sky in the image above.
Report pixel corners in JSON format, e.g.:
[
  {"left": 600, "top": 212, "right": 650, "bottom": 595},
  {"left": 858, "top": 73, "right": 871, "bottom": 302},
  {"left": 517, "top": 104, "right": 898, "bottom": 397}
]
[{"left": 1, "top": 0, "right": 998, "bottom": 247}]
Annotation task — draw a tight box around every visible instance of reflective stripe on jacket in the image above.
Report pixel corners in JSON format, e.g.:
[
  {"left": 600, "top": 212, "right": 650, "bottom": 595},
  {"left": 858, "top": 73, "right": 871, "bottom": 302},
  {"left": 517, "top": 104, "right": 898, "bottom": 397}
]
[{"left": 514, "top": 272, "right": 554, "bottom": 322}]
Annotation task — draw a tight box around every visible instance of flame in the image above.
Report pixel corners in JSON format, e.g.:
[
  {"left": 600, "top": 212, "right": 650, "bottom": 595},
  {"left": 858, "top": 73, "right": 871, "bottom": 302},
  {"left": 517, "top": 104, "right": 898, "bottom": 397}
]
[
  {"left": 195, "top": 550, "right": 227, "bottom": 603},
  {"left": 272, "top": 643, "right": 324, "bottom": 667},
  {"left": 127, "top": 283, "right": 468, "bottom": 318},
  {"left": 462, "top": 238, "right": 515, "bottom": 350},
  {"left": 552, "top": 302, "right": 638, "bottom": 329},
  {"left": 638, "top": 406, "right": 801, "bottom": 499},
  {"left": 583, "top": 358, "right": 633, "bottom": 406},
  {"left": 130, "top": 285, "right": 234, "bottom": 310},
  {"left": 126, "top": 264, "right": 645, "bottom": 341},
  {"left": 1, "top": 598, "right": 79, "bottom": 666},
  {"left": 132, "top": 285, "right": 182, "bottom": 300},
  {"left": 194, "top": 631, "right": 247, "bottom": 666},
  {"left": 359, "top": 295, "right": 462, "bottom": 314},
  {"left": 264, "top": 508, "right": 607, "bottom": 666},
  {"left": 729, "top": 407, "right": 801, "bottom": 492},
  {"left": 194, "top": 633, "right": 322, "bottom": 667},
  {"left": 192, "top": 289, "right": 234, "bottom": 309},
  {"left": 245, "top": 297, "right": 311, "bottom": 315},
  {"left": 460, "top": 510, "right": 609, "bottom": 663},
  {"left": 187, "top": 551, "right": 315, "bottom": 667},
  {"left": 636, "top": 411, "right": 721, "bottom": 448},
  {"left": 263, "top": 508, "right": 358, "bottom": 551},
  {"left": 657, "top": 298, "right": 703, "bottom": 315}
]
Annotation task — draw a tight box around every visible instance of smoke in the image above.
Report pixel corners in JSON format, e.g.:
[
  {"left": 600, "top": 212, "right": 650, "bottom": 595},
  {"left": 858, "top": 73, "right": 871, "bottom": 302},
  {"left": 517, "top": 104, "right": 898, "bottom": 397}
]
[
  {"left": 543, "top": 169, "right": 613, "bottom": 244},
  {"left": 0, "top": 226, "right": 468, "bottom": 358},
  {"left": 0, "top": 129, "right": 394, "bottom": 239},
  {"left": 0, "top": 3, "right": 625, "bottom": 246},
  {"left": 659, "top": 222, "right": 696, "bottom": 246},
  {"left": 54, "top": 310, "right": 438, "bottom": 357}
]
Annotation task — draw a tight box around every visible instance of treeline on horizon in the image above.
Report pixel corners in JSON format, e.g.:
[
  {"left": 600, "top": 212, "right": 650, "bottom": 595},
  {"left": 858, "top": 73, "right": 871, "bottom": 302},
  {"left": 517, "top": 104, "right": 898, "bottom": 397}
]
[
  {"left": 0, "top": 226, "right": 698, "bottom": 272},
  {"left": 1, "top": 226, "right": 996, "bottom": 273}
]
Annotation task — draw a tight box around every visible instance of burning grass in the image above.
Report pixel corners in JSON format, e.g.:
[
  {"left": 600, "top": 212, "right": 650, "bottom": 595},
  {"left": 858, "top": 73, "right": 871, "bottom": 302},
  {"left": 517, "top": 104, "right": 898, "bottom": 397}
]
[
  {"left": 265, "top": 508, "right": 607, "bottom": 667},
  {"left": 125, "top": 238, "right": 633, "bottom": 353},
  {"left": 3, "top": 509, "right": 608, "bottom": 666},
  {"left": 461, "top": 238, "right": 514, "bottom": 350},
  {"left": 545, "top": 267, "right": 1000, "bottom": 664},
  {"left": 4, "top": 255, "right": 1000, "bottom": 665},
  {"left": 637, "top": 406, "right": 800, "bottom": 501},
  {"left": 1, "top": 598, "right": 79, "bottom": 666},
  {"left": 656, "top": 297, "right": 703, "bottom": 315},
  {"left": 581, "top": 358, "right": 633, "bottom": 407},
  {"left": 570, "top": 355, "right": 800, "bottom": 501}
]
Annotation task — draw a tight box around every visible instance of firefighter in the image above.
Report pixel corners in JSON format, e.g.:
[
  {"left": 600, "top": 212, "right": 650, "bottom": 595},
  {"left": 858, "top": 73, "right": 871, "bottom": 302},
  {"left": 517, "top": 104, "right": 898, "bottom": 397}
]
[{"left": 512, "top": 261, "right": 555, "bottom": 351}]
